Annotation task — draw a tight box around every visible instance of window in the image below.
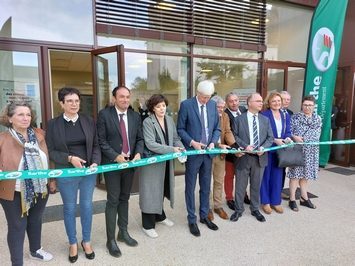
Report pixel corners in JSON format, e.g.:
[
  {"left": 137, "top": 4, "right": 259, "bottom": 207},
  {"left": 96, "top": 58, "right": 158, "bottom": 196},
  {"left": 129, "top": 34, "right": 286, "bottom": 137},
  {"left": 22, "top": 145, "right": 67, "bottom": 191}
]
[
  {"left": 194, "top": 58, "right": 258, "bottom": 107},
  {"left": 265, "top": 1, "right": 313, "bottom": 62},
  {"left": 125, "top": 52, "right": 188, "bottom": 121},
  {"left": 0, "top": 50, "right": 42, "bottom": 131}
]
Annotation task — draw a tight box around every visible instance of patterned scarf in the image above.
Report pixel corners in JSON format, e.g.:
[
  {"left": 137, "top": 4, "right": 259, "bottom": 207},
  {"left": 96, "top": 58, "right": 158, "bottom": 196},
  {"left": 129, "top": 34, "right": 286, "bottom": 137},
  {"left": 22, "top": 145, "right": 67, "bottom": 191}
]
[{"left": 9, "top": 127, "right": 48, "bottom": 216}]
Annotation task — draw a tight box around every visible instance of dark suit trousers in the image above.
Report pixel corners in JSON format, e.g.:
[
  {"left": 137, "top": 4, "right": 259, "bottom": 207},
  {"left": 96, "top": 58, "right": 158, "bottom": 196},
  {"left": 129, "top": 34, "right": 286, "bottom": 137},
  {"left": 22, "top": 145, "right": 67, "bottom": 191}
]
[
  {"left": 235, "top": 155, "right": 264, "bottom": 213},
  {"left": 185, "top": 154, "right": 212, "bottom": 224},
  {"left": 104, "top": 168, "right": 134, "bottom": 240}
]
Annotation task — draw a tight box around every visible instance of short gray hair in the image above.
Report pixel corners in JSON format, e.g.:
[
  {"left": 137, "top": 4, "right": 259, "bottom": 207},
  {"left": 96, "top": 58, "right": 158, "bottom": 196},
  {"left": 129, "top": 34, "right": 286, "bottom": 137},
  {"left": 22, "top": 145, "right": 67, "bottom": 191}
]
[
  {"left": 225, "top": 91, "right": 239, "bottom": 102},
  {"left": 280, "top": 91, "right": 291, "bottom": 97},
  {"left": 211, "top": 95, "right": 225, "bottom": 105}
]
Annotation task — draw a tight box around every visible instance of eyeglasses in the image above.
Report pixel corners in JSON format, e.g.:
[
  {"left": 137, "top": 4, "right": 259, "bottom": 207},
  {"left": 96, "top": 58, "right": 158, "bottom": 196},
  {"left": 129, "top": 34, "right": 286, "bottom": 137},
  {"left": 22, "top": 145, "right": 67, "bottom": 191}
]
[
  {"left": 250, "top": 100, "right": 263, "bottom": 103},
  {"left": 302, "top": 104, "right": 314, "bottom": 107}
]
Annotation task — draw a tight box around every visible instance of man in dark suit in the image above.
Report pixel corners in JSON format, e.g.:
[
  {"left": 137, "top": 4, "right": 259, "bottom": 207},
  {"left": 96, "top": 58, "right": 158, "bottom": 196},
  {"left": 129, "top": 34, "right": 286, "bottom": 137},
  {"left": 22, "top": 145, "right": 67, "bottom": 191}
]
[
  {"left": 230, "top": 93, "right": 274, "bottom": 223},
  {"left": 280, "top": 91, "right": 294, "bottom": 116},
  {"left": 177, "top": 80, "right": 221, "bottom": 237},
  {"left": 224, "top": 92, "right": 248, "bottom": 211},
  {"left": 97, "top": 86, "right": 144, "bottom": 258}
]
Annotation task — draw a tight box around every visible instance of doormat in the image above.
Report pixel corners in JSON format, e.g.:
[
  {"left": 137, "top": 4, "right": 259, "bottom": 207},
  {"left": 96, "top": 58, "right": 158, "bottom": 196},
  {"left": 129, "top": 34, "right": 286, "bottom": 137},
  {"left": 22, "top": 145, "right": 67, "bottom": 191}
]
[
  {"left": 325, "top": 167, "right": 355, "bottom": 176},
  {"left": 43, "top": 200, "right": 106, "bottom": 223},
  {"left": 282, "top": 188, "right": 318, "bottom": 199}
]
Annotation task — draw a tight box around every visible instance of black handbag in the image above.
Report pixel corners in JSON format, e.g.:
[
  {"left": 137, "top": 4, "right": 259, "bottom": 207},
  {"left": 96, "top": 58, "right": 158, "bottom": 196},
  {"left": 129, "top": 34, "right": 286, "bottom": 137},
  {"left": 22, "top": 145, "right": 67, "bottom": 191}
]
[{"left": 276, "top": 144, "right": 304, "bottom": 168}]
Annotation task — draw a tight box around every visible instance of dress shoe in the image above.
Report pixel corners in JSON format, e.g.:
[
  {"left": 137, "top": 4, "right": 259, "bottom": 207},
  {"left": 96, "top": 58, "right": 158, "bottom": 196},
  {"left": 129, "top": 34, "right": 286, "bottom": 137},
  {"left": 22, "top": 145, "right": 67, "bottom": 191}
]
[
  {"left": 214, "top": 208, "right": 228, "bottom": 220},
  {"left": 142, "top": 228, "right": 158, "bottom": 238},
  {"left": 200, "top": 218, "right": 218, "bottom": 230},
  {"left": 244, "top": 194, "right": 251, "bottom": 205},
  {"left": 230, "top": 211, "right": 242, "bottom": 222},
  {"left": 251, "top": 210, "right": 266, "bottom": 222},
  {"left": 261, "top": 204, "right": 272, "bottom": 214},
  {"left": 188, "top": 223, "right": 201, "bottom": 237},
  {"left": 68, "top": 244, "right": 78, "bottom": 263},
  {"left": 226, "top": 200, "right": 236, "bottom": 211},
  {"left": 81, "top": 241, "right": 95, "bottom": 260},
  {"left": 106, "top": 239, "right": 121, "bottom": 258},
  {"left": 158, "top": 218, "right": 174, "bottom": 227},
  {"left": 208, "top": 209, "right": 214, "bottom": 221},
  {"left": 271, "top": 205, "right": 284, "bottom": 214},
  {"left": 289, "top": 200, "right": 299, "bottom": 212},
  {"left": 117, "top": 230, "right": 138, "bottom": 247}
]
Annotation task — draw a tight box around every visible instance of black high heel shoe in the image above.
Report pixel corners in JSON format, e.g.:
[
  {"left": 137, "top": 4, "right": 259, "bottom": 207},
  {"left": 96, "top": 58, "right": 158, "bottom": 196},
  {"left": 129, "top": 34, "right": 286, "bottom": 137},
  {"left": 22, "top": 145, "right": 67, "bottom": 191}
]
[
  {"left": 68, "top": 244, "right": 78, "bottom": 263},
  {"left": 81, "top": 241, "right": 95, "bottom": 260}
]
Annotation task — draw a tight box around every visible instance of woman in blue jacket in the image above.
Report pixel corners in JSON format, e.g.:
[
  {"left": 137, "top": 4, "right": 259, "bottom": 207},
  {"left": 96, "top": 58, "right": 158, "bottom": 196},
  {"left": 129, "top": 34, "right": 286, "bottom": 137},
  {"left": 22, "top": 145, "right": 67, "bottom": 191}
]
[{"left": 260, "top": 92, "right": 292, "bottom": 214}]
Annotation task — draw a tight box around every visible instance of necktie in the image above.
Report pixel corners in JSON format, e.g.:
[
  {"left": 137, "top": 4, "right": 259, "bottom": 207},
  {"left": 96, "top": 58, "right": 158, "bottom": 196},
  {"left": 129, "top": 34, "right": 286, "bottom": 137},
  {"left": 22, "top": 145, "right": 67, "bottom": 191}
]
[
  {"left": 200, "top": 105, "right": 207, "bottom": 144},
  {"left": 252, "top": 115, "right": 259, "bottom": 148},
  {"left": 119, "top": 114, "right": 129, "bottom": 154}
]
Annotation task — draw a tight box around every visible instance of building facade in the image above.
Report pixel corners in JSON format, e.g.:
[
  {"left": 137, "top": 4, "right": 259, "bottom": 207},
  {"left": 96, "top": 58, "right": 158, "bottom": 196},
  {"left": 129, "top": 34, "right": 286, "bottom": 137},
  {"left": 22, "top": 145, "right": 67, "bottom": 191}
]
[{"left": 1, "top": 0, "right": 354, "bottom": 166}]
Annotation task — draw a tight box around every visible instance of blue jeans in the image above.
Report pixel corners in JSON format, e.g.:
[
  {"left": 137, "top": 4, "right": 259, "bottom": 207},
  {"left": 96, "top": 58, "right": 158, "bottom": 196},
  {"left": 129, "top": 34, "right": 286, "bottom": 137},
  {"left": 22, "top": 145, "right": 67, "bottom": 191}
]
[{"left": 57, "top": 174, "right": 96, "bottom": 245}]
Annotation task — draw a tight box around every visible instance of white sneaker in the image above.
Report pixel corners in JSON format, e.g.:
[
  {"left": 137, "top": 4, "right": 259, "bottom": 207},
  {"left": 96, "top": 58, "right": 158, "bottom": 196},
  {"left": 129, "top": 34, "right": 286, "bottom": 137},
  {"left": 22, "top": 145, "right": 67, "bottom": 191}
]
[
  {"left": 29, "top": 247, "right": 53, "bottom": 261},
  {"left": 142, "top": 228, "right": 158, "bottom": 238},
  {"left": 158, "top": 218, "right": 174, "bottom": 227}
]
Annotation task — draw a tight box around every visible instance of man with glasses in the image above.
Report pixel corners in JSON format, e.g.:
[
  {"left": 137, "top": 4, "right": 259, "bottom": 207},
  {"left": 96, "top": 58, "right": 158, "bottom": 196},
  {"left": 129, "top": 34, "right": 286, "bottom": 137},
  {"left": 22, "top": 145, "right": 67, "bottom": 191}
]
[
  {"left": 230, "top": 93, "right": 274, "bottom": 223},
  {"left": 177, "top": 80, "right": 220, "bottom": 237}
]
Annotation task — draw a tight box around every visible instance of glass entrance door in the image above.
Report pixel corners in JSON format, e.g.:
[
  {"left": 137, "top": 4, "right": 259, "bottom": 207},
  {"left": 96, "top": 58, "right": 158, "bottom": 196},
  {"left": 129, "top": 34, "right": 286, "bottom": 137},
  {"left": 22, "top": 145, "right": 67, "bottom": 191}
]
[
  {"left": 91, "top": 45, "right": 125, "bottom": 115},
  {"left": 264, "top": 62, "right": 305, "bottom": 113},
  {"left": 330, "top": 67, "right": 354, "bottom": 166}
]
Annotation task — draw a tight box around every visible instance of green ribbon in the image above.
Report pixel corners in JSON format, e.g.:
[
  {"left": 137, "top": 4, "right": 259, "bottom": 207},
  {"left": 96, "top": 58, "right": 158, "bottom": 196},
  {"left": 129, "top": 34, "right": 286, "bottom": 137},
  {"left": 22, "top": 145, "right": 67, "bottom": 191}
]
[{"left": 1, "top": 139, "right": 354, "bottom": 180}]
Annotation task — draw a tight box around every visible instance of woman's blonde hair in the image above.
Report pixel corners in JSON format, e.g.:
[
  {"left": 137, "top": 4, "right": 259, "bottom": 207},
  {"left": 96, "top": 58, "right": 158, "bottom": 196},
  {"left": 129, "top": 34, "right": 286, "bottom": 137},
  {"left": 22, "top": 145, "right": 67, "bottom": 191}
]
[{"left": 264, "top": 92, "right": 283, "bottom": 109}]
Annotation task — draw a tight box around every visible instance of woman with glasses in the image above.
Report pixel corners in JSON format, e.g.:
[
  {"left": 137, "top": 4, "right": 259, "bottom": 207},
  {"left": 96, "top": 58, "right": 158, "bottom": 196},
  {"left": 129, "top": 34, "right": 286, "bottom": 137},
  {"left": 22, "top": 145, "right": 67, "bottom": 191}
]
[
  {"left": 287, "top": 95, "right": 322, "bottom": 211},
  {"left": 46, "top": 87, "right": 101, "bottom": 263}
]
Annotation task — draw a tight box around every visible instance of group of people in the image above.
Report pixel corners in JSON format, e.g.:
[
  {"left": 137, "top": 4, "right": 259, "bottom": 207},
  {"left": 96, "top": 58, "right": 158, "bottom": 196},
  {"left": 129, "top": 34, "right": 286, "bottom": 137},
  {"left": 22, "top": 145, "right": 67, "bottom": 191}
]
[{"left": 0, "top": 81, "right": 322, "bottom": 265}]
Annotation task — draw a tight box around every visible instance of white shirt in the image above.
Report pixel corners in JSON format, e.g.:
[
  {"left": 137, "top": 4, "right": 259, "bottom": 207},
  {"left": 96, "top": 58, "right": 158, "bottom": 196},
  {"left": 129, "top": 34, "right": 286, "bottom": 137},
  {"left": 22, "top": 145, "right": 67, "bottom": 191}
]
[
  {"left": 227, "top": 108, "right": 241, "bottom": 118},
  {"left": 247, "top": 111, "right": 259, "bottom": 146},
  {"left": 196, "top": 98, "right": 209, "bottom": 142},
  {"left": 275, "top": 117, "right": 282, "bottom": 138},
  {"left": 115, "top": 107, "right": 131, "bottom": 155},
  {"left": 63, "top": 113, "right": 79, "bottom": 124}
]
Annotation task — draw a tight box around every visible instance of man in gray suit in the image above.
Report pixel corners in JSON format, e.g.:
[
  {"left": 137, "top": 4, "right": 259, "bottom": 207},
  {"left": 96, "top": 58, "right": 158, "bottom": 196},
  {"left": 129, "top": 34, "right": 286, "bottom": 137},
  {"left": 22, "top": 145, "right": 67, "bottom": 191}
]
[{"left": 230, "top": 93, "right": 274, "bottom": 222}]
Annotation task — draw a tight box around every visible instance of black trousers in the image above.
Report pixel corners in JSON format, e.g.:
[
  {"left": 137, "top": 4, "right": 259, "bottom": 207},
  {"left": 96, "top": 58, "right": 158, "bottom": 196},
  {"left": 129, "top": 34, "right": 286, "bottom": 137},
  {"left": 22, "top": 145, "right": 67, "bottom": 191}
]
[
  {"left": 0, "top": 192, "right": 48, "bottom": 266},
  {"left": 142, "top": 210, "right": 166, "bottom": 230},
  {"left": 104, "top": 168, "right": 134, "bottom": 240}
]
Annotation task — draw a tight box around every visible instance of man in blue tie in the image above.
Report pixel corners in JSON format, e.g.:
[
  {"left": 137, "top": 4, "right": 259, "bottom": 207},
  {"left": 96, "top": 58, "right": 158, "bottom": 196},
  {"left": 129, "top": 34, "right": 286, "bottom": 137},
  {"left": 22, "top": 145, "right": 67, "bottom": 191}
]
[
  {"left": 229, "top": 93, "right": 274, "bottom": 223},
  {"left": 177, "top": 80, "right": 221, "bottom": 237}
]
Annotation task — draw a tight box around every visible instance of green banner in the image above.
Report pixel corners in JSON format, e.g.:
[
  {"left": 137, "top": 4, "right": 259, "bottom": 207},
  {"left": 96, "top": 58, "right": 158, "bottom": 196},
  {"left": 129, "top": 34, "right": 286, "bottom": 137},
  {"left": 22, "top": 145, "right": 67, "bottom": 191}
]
[
  {"left": 1, "top": 139, "right": 355, "bottom": 180},
  {"left": 304, "top": 0, "right": 348, "bottom": 166}
]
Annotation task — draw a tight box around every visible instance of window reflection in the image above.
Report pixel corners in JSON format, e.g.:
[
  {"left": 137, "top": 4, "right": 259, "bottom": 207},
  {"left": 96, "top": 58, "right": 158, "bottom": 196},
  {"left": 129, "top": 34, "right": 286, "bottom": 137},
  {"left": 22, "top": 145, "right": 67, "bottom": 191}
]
[
  {"left": 0, "top": 50, "right": 42, "bottom": 131},
  {"left": 125, "top": 52, "right": 188, "bottom": 121},
  {"left": 194, "top": 58, "right": 258, "bottom": 107},
  {"left": 0, "top": 0, "right": 93, "bottom": 44},
  {"left": 194, "top": 46, "right": 259, "bottom": 59},
  {"left": 265, "top": 0, "right": 312, "bottom": 62}
]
